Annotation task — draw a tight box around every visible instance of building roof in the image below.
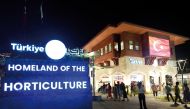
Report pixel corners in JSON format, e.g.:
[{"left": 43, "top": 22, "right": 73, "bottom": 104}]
[{"left": 83, "top": 22, "right": 189, "bottom": 52}]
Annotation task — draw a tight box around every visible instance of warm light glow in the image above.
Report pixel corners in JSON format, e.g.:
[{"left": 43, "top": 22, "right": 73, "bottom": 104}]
[{"left": 45, "top": 40, "right": 67, "bottom": 60}]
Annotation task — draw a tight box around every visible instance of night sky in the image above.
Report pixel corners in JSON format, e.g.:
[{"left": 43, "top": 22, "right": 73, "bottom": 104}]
[{"left": 0, "top": 1, "right": 189, "bottom": 63}]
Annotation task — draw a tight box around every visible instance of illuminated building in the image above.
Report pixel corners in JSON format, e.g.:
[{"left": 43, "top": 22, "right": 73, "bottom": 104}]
[{"left": 83, "top": 22, "right": 189, "bottom": 92}]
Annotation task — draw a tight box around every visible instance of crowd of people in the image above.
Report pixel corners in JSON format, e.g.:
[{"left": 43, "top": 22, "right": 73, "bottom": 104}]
[
  {"left": 151, "top": 82, "right": 190, "bottom": 107},
  {"left": 98, "top": 81, "right": 129, "bottom": 101},
  {"left": 98, "top": 81, "right": 147, "bottom": 109},
  {"left": 98, "top": 81, "right": 190, "bottom": 108}
]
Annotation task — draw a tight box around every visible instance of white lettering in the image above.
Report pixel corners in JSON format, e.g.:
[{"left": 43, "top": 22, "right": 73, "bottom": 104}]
[
  {"left": 14, "top": 82, "right": 23, "bottom": 91},
  {"left": 72, "top": 66, "right": 85, "bottom": 72},
  {"left": 76, "top": 81, "right": 82, "bottom": 89},
  {"left": 53, "top": 65, "right": 58, "bottom": 71},
  {"left": 23, "top": 65, "right": 31, "bottom": 71},
  {"left": 8, "top": 64, "right": 59, "bottom": 72},
  {"left": 4, "top": 83, "right": 13, "bottom": 91},
  {"left": 42, "top": 82, "right": 50, "bottom": 90},
  {"left": 11, "top": 43, "right": 44, "bottom": 53},
  {"left": 31, "top": 82, "right": 38, "bottom": 90},
  {"left": 3, "top": 81, "right": 88, "bottom": 92},
  {"left": 58, "top": 82, "right": 63, "bottom": 89},
  {"left": 83, "top": 81, "right": 87, "bottom": 88},
  {"left": 11, "top": 43, "right": 17, "bottom": 50},
  {"left": 69, "top": 81, "right": 75, "bottom": 89},
  {"left": 60, "top": 66, "right": 70, "bottom": 71},
  {"left": 15, "top": 64, "right": 22, "bottom": 71},
  {"left": 63, "top": 82, "right": 69, "bottom": 89},
  {"left": 51, "top": 82, "right": 58, "bottom": 89},
  {"left": 8, "top": 64, "right": 15, "bottom": 71},
  {"left": 24, "top": 82, "right": 31, "bottom": 91}
]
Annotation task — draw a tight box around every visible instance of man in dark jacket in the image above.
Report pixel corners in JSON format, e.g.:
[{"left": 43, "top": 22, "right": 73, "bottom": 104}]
[
  {"left": 165, "top": 83, "right": 174, "bottom": 102},
  {"left": 174, "top": 82, "right": 183, "bottom": 105}
]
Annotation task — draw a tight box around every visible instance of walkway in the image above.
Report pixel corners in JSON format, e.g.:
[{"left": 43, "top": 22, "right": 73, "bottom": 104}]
[{"left": 93, "top": 94, "right": 189, "bottom": 109}]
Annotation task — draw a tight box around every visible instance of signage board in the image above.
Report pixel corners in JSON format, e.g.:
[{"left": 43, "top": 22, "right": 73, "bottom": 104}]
[
  {"left": 0, "top": 58, "right": 92, "bottom": 109},
  {"left": 129, "top": 57, "right": 143, "bottom": 64},
  {"left": 10, "top": 40, "right": 84, "bottom": 60}
]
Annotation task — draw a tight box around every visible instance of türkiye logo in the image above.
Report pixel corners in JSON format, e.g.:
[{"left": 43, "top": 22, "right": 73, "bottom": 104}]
[{"left": 11, "top": 40, "right": 84, "bottom": 60}]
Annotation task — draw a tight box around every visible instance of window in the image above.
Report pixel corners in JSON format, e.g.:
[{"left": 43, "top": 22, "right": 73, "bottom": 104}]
[
  {"left": 105, "top": 45, "right": 108, "bottom": 54},
  {"left": 114, "top": 42, "right": 119, "bottom": 51},
  {"left": 108, "top": 43, "right": 112, "bottom": 52},
  {"left": 96, "top": 50, "right": 100, "bottom": 57},
  {"left": 100, "top": 48, "right": 103, "bottom": 55},
  {"left": 129, "top": 40, "right": 133, "bottom": 50},
  {"left": 121, "top": 41, "right": 124, "bottom": 50},
  {"left": 135, "top": 42, "right": 140, "bottom": 50}
]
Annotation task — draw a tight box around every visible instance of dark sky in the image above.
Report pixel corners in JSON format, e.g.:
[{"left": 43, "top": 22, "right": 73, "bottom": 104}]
[{"left": 0, "top": 1, "right": 189, "bottom": 60}]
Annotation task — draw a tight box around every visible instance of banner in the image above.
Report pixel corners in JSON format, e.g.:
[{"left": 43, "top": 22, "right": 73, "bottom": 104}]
[{"left": 149, "top": 36, "right": 170, "bottom": 57}]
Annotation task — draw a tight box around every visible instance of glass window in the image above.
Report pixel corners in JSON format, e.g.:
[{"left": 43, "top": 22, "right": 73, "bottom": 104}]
[
  {"left": 100, "top": 48, "right": 103, "bottom": 55},
  {"left": 105, "top": 45, "right": 108, "bottom": 54},
  {"left": 108, "top": 43, "right": 112, "bottom": 52},
  {"left": 121, "top": 41, "right": 124, "bottom": 50},
  {"left": 96, "top": 50, "right": 100, "bottom": 57},
  {"left": 135, "top": 42, "right": 140, "bottom": 50},
  {"left": 129, "top": 40, "right": 133, "bottom": 50},
  {"left": 114, "top": 42, "right": 119, "bottom": 51}
]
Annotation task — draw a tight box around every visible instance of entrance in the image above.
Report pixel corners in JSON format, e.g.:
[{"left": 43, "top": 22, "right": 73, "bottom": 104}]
[
  {"left": 131, "top": 74, "right": 144, "bottom": 82},
  {"left": 113, "top": 75, "right": 124, "bottom": 83}
]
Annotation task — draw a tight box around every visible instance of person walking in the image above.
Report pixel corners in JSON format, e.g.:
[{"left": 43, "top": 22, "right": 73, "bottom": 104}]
[
  {"left": 126, "top": 85, "right": 130, "bottom": 101},
  {"left": 165, "top": 83, "right": 174, "bottom": 102},
  {"left": 161, "top": 82, "right": 165, "bottom": 94},
  {"left": 112, "top": 82, "right": 118, "bottom": 101},
  {"left": 183, "top": 83, "right": 189, "bottom": 108},
  {"left": 130, "top": 81, "right": 136, "bottom": 96},
  {"left": 174, "top": 82, "right": 183, "bottom": 105},
  {"left": 106, "top": 83, "right": 112, "bottom": 99},
  {"left": 151, "top": 83, "right": 158, "bottom": 97},
  {"left": 116, "top": 81, "right": 121, "bottom": 100},
  {"left": 137, "top": 82, "right": 147, "bottom": 109},
  {"left": 120, "top": 82, "right": 129, "bottom": 101}
]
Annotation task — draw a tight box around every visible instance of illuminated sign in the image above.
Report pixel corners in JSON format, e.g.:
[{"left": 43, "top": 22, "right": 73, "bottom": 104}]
[
  {"left": 7, "top": 64, "right": 85, "bottom": 72},
  {"left": 0, "top": 58, "right": 92, "bottom": 109},
  {"left": 4, "top": 81, "right": 87, "bottom": 92},
  {"left": 45, "top": 40, "right": 67, "bottom": 60},
  {"left": 129, "top": 57, "right": 143, "bottom": 64},
  {"left": 149, "top": 36, "right": 170, "bottom": 57},
  {"left": 11, "top": 43, "right": 44, "bottom": 53},
  {"left": 11, "top": 40, "right": 84, "bottom": 60}
]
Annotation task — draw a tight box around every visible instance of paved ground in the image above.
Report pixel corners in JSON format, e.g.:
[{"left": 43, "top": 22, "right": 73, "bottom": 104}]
[{"left": 93, "top": 94, "right": 189, "bottom": 109}]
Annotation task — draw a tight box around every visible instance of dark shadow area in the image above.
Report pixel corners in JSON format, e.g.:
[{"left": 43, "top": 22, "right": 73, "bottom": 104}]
[{"left": 170, "top": 104, "right": 179, "bottom": 107}]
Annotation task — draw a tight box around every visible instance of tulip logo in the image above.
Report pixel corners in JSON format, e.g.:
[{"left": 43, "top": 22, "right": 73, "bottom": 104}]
[{"left": 45, "top": 40, "right": 67, "bottom": 60}]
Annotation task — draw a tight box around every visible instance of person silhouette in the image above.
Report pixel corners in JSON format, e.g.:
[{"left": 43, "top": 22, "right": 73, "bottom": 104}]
[{"left": 137, "top": 82, "right": 147, "bottom": 109}]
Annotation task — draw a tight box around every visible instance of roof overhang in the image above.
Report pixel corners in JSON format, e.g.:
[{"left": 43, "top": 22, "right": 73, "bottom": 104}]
[{"left": 83, "top": 22, "right": 189, "bottom": 52}]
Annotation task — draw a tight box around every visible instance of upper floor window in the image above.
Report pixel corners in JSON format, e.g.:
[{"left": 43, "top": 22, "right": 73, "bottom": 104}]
[
  {"left": 100, "top": 48, "right": 103, "bottom": 55},
  {"left": 129, "top": 40, "right": 134, "bottom": 50},
  {"left": 121, "top": 41, "right": 124, "bottom": 50},
  {"left": 105, "top": 45, "right": 108, "bottom": 54},
  {"left": 135, "top": 42, "right": 140, "bottom": 50},
  {"left": 108, "top": 43, "right": 112, "bottom": 52},
  {"left": 96, "top": 50, "right": 100, "bottom": 57},
  {"left": 114, "top": 42, "right": 119, "bottom": 51}
]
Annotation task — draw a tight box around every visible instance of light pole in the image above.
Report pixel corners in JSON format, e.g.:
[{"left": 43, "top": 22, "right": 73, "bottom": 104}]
[
  {"left": 85, "top": 51, "right": 96, "bottom": 96},
  {"left": 177, "top": 59, "right": 187, "bottom": 87}
]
